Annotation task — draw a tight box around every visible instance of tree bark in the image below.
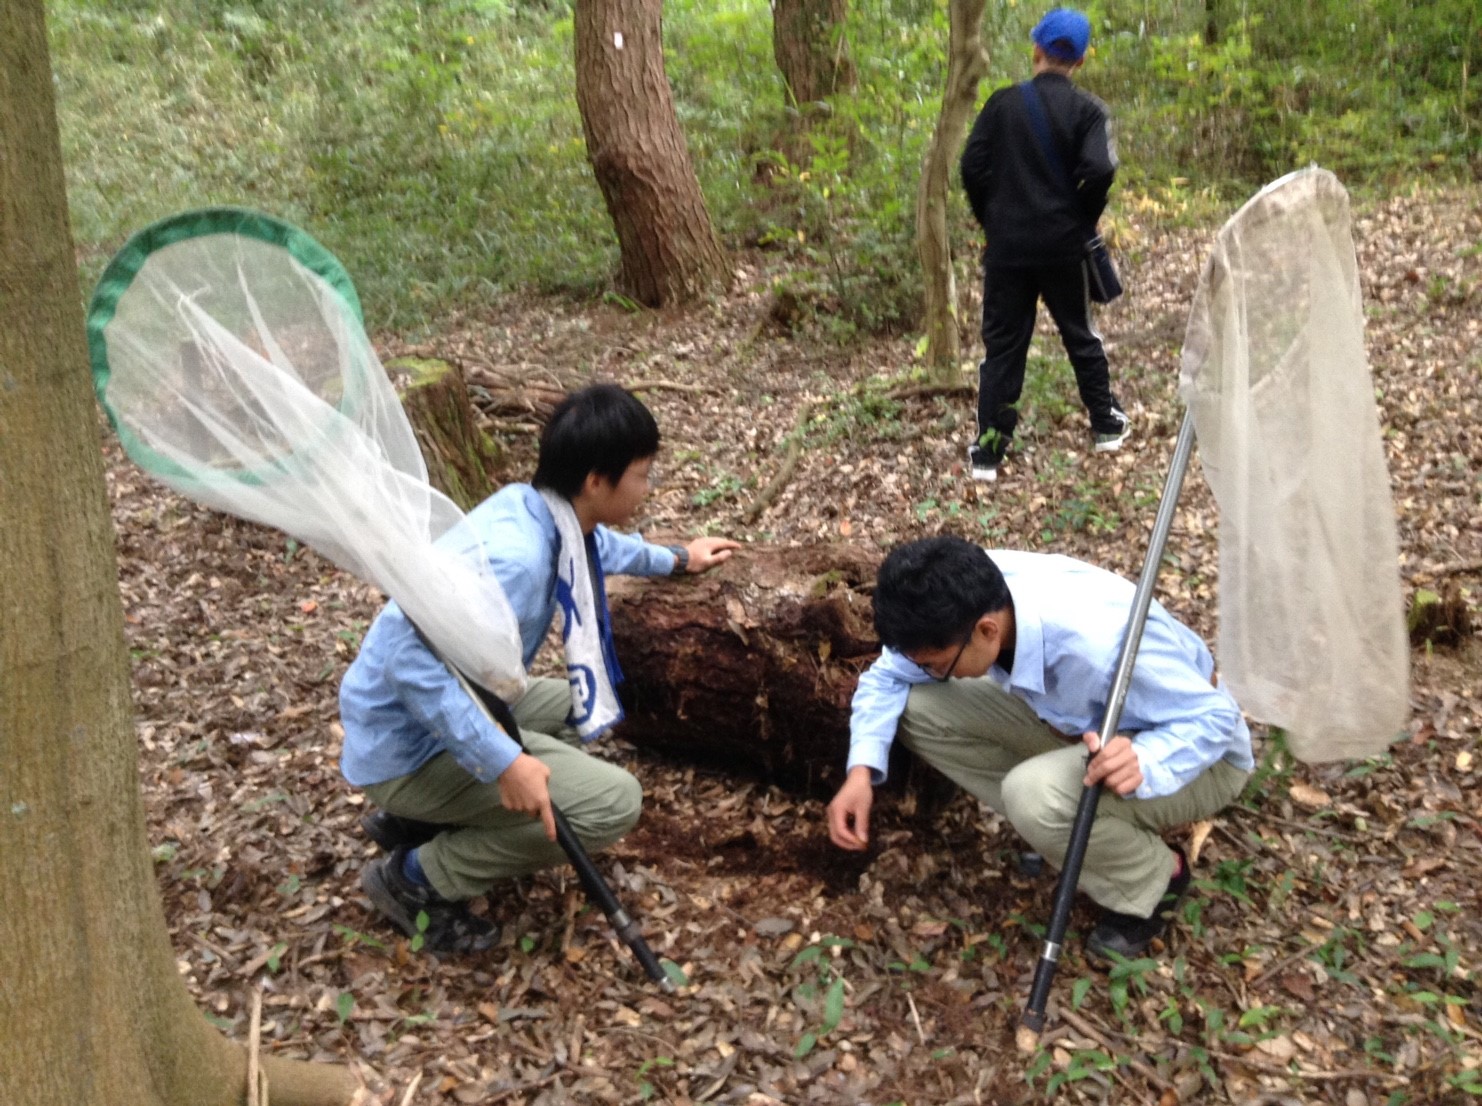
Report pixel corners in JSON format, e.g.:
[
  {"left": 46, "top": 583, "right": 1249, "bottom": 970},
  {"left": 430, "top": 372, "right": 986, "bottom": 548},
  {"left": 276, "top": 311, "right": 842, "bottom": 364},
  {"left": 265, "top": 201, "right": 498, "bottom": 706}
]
[
  {"left": 916, "top": 0, "right": 989, "bottom": 383},
  {"left": 573, "top": 0, "right": 731, "bottom": 307},
  {"left": 772, "top": 0, "right": 856, "bottom": 110},
  {"left": 0, "top": 6, "right": 356, "bottom": 1105},
  {"left": 608, "top": 544, "right": 954, "bottom": 806},
  {"left": 391, "top": 357, "right": 502, "bottom": 510}
]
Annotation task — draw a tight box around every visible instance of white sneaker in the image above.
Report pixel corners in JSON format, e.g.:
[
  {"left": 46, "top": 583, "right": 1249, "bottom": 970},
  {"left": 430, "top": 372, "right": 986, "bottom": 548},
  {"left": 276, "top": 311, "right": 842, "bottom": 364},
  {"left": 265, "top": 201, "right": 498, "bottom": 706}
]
[
  {"left": 968, "top": 446, "right": 999, "bottom": 482},
  {"left": 1093, "top": 409, "right": 1131, "bottom": 453}
]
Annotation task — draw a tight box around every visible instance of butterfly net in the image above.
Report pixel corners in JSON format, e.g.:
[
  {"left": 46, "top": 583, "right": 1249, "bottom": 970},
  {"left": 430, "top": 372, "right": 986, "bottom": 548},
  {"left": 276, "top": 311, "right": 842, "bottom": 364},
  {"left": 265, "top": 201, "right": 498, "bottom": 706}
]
[
  {"left": 1180, "top": 168, "right": 1408, "bottom": 761},
  {"left": 87, "top": 208, "right": 525, "bottom": 702}
]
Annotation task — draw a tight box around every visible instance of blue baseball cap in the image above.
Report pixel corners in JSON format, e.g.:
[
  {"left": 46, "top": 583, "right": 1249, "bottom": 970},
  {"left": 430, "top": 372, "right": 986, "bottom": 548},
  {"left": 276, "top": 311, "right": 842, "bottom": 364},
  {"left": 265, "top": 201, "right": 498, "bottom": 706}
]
[{"left": 1031, "top": 8, "right": 1092, "bottom": 63}]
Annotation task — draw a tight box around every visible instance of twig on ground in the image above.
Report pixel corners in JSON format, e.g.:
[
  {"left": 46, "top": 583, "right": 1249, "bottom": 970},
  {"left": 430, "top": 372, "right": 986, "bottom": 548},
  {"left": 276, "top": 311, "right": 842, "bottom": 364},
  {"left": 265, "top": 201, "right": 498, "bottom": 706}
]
[
  {"left": 742, "top": 400, "right": 818, "bottom": 523},
  {"left": 1053, "top": 1006, "right": 1173, "bottom": 1092},
  {"left": 1249, "top": 941, "right": 1326, "bottom": 988},
  {"left": 1209, "top": 1049, "right": 1407, "bottom": 1084},
  {"left": 569, "top": 1014, "right": 585, "bottom": 1068},
  {"left": 886, "top": 382, "right": 975, "bottom": 401},
  {"left": 485, "top": 1071, "right": 563, "bottom": 1103},
  {"left": 907, "top": 992, "right": 927, "bottom": 1045},
  {"left": 1230, "top": 806, "right": 1369, "bottom": 843},
  {"left": 626, "top": 379, "right": 712, "bottom": 394},
  {"left": 247, "top": 988, "right": 265, "bottom": 1106},
  {"left": 397, "top": 1071, "right": 423, "bottom": 1106},
  {"left": 481, "top": 418, "right": 542, "bottom": 434},
  {"left": 1409, "top": 557, "right": 1482, "bottom": 583}
]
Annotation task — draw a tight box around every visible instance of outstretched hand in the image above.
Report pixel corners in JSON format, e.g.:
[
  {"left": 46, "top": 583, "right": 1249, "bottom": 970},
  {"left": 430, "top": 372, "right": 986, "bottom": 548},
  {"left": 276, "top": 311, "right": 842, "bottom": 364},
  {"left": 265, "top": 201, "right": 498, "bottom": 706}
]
[
  {"left": 684, "top": 536, "right": 742, "bottom": 573},
  {"left": 1081, "top": 732, "right": 1143, "bottom": 796},
  {"left": 499, "top": 752, "right": 557, "bottom": 841},
  {"left": 826, "top": 766, "right": 875, "bottom": 851}
]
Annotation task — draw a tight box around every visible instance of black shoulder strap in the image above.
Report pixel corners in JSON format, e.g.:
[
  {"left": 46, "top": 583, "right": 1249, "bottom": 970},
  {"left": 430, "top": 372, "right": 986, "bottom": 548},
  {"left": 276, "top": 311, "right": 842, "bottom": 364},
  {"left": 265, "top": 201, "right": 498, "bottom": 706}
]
[{"left": 1018, "top": 81, "right": 1074, "bottom": 196}]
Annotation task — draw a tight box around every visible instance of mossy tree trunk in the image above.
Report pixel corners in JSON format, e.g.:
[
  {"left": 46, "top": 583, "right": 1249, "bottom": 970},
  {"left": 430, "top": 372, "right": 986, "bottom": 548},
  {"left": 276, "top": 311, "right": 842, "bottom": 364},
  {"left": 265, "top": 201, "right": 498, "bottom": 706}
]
[
  {"left": 573, "top": 0, "right": 731, "bottom": 307},
  {"left": 0, "top": 6, "right": 357, "bottom": 1105},
  {"left": 916, "top": 0, "right": 989, "bottom": 383},
  {"left": 390, "top": 357, "right": 501, "bottom": 511}
]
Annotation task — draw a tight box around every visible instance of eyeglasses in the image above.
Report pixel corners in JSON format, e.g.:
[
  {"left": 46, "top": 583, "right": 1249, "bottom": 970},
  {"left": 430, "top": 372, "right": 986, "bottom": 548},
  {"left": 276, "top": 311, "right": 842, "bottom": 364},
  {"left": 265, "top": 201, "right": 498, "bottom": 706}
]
[{"left": 917, "top": 631, "right": 974, "bottom": 682}]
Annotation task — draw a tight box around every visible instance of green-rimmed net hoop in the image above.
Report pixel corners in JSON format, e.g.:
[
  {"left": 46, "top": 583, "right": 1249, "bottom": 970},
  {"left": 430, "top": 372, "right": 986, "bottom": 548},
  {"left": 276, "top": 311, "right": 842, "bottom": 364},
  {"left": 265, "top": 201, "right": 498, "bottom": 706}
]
[{"left": 86, "top": 207, "right": 525, "bottom": 701}]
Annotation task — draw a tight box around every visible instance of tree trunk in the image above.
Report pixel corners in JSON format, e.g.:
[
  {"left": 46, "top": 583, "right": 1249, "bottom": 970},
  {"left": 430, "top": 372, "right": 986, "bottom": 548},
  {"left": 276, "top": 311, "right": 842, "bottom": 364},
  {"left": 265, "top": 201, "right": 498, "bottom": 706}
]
[
  {"left": 608, "top": 544, "right": 954, "bottom": 807},
  {"left": 916, "top": 0, "right": 989, "bottom": 384},
  {"left": 390, "top": 357, "right": 501, "bottom": 510},
  {"left": 772, "top": 0, "right": 856, "bottom": 110},
  {"left": 0, "top": 6, "right": 356, "bottom": 1105},
  {"left": 573, "top": 0, "right": 731, "bottom": 307}
]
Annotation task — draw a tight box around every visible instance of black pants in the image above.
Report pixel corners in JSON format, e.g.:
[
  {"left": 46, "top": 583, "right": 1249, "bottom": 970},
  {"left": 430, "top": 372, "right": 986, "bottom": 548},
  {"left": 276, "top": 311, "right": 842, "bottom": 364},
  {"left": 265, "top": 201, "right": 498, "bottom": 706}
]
[{"left": 975, "top": 260, "right": 1121, "bottom": 461}]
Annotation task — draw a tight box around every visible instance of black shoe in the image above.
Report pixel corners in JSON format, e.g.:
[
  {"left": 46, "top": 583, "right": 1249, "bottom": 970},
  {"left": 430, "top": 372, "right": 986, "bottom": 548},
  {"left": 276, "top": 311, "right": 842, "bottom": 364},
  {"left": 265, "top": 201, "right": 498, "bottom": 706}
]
[
  {"left": 1093, "top": 407, "right": 1131, "bottom": 453},
  {"left": 1085, "top": 847, "right": 1191, "bottom": 962},
  {"left": 968, "top": 445, "right": 1000, "bottom": 483},
  {"left": 360, "top": 809, "right": 448, "bottom": 851},
  {"left": 359, "top": 846, "right": 499, "bottom": 955}
]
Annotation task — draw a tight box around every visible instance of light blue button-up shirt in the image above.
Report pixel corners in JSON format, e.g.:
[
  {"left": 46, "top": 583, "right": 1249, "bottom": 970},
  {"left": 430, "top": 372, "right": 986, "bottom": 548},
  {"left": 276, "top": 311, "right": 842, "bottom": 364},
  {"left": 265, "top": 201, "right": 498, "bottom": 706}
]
[
  {"left": 339, "top": 484, "right": 677, "bottom": 788},
  {"left": 847, "top": 550, "right": 1253, "bottom": 800}
]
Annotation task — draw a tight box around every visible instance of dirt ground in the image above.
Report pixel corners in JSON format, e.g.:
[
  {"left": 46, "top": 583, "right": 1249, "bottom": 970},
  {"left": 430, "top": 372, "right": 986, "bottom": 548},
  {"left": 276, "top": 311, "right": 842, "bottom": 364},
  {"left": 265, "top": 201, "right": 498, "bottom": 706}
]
[{"left": 110, "top": 184, "right": 1481, "bottom": 1104}]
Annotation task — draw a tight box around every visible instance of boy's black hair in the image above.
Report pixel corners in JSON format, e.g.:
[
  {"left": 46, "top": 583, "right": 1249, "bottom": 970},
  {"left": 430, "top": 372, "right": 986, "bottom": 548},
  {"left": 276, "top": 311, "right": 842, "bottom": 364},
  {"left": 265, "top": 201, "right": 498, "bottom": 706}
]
[
  {"left": 532, "top": 383, "right": 660, "bottom": 499},
  {"left": 873, "top": 535, "right": 1011, "bottom": 652}
]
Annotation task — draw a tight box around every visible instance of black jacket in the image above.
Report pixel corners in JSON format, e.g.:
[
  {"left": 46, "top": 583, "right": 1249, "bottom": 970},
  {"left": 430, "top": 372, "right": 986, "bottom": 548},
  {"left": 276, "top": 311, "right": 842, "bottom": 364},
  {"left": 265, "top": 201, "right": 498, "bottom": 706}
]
[{"left": 960, "top": 72, "right": 1117, "bottom": 265}]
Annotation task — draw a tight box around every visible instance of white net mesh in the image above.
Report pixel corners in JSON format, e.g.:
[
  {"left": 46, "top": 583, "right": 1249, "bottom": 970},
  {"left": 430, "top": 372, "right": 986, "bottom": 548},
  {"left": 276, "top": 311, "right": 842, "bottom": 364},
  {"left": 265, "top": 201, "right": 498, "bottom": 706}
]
[
  {"left": 1180, "top": 168, "right": 1408, "bottom": 762},
  {"left": 91, "top": 213, "right": 526, "bottom": 702}
]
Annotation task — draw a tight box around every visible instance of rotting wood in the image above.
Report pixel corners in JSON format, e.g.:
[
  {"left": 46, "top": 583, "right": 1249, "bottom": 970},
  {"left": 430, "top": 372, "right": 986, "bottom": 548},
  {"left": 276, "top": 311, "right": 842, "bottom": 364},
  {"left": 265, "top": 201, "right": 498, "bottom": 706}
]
[
  {"left": 608, "top": 543, "right": 955, "bottom": 807},
  {"left": 390, "top": 356, "right": 502, "bottom": 510}
]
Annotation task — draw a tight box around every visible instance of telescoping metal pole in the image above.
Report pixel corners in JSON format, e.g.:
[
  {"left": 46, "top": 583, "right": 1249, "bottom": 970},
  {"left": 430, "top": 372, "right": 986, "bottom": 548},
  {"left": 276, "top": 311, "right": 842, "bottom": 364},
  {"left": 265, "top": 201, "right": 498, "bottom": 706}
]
[
  {"left": 415, "top": 629, "right": 675, "bottom": 994},
  {"left": 1020, "top": 409, "right": 1197, "bottom": 1039}
]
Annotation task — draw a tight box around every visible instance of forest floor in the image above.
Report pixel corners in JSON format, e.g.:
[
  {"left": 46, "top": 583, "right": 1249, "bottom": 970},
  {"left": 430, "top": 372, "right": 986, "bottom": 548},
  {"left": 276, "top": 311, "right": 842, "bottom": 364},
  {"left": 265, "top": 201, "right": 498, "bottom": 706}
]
[{"left": 109, "top": 184, "right": 1482, "bottom": 1105}]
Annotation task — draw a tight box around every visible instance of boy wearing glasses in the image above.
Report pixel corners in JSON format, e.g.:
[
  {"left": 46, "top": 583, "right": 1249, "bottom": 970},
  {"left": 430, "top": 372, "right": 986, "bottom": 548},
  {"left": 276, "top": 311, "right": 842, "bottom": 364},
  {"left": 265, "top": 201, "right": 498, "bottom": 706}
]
[{"left": 825, "top": 535, "right": 1251, "bottom": 960}]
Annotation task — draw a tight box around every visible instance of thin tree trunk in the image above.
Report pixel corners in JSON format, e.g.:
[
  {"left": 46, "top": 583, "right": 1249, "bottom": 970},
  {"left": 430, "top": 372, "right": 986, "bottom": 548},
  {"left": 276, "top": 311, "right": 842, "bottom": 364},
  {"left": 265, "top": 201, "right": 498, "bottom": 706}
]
[
  {"left": 772, "top": 0, "right": 856, "bottom": 109},
  {"left": 574, "top": 0, "right": 730, "bottom": 307},
  {"left": 0, "top": 6, "right": 356, "bottom": 1105},
  {"left": 916, "top": 0, "right": 989, "bottom": 383}
]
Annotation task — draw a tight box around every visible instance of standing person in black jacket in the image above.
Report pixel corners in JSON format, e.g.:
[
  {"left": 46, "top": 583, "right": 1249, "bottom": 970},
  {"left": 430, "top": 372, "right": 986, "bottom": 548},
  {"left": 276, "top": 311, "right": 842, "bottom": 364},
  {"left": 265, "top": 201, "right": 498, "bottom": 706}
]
[{"left": 961, "top": 8, "right": 1126, "bottom": 483}]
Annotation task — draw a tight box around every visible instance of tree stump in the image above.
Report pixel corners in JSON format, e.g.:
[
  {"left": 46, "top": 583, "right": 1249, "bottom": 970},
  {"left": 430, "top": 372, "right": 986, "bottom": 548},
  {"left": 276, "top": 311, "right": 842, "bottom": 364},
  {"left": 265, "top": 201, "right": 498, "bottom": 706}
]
[
  {"left": 390, "top": 356, "right": 502, "bottom": 510},
  {"left": 608, "top": 543, "right": 955, "bottom": 807}
]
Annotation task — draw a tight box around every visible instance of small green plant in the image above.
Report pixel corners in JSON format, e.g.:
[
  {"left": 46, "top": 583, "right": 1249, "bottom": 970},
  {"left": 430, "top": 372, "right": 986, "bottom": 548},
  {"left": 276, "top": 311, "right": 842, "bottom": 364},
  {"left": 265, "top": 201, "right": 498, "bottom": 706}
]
[
  {"left": 788, "top": 935, "right": 854, "bottom": 1058},
  {"left": 1242, "top": 727, "right": 1294, "bottom": 804},
  {"left": 334, "top": 992, "right": 354, "bottom": 1025},
  {"left": 635, "top": 1055, "right": 674, "bottom": 1100},
  {"left": 1025, "top": 1044, "right": 1120, "bottom": 1096},
  {"left": 691, "top": 472, "right": 745, "bottom": 508},
  {"left": 331, "top": 923, "right": 387, "bottom": 951},
  {"left": 409, "top": 909, "right": 431, "bottom": 953},
  {"left": 1105, "top": 955, "right": 1160, "bottom": 1025},
  {"left": 1202, "top": 857, "right": 1256, "bottom": 904}
]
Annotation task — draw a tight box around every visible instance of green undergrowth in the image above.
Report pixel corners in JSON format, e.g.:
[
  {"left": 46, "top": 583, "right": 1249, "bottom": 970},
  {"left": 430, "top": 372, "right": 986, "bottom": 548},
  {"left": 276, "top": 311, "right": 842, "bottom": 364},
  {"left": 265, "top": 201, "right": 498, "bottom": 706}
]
[{"left": 50, "top": 0, "right": 1477, "bottom": 335}]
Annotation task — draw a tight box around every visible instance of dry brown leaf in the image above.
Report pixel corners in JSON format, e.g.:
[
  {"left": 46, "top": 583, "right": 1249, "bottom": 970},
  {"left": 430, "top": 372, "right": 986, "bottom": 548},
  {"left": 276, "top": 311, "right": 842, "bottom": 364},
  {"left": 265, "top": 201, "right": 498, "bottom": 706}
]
[{"left": 1289, "top": 782, "right": 1333, "bottom": 809}]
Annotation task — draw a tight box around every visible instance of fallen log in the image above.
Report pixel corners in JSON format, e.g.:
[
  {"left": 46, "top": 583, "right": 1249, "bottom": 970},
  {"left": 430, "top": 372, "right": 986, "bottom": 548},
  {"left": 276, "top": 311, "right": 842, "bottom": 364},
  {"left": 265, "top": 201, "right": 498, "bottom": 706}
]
[{"left": 608, "top": 543, "right": 955, "bottom": 807}]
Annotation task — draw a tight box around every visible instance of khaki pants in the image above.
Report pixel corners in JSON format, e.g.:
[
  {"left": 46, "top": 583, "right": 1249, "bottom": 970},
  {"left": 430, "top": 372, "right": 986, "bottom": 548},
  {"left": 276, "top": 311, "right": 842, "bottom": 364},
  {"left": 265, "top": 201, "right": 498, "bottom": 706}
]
[
  {"left": 898, "top": 677, "right": 1247, "bottom": 916},
  {"left": 364, "top": 678, "right": 642, "bottom": 901}
]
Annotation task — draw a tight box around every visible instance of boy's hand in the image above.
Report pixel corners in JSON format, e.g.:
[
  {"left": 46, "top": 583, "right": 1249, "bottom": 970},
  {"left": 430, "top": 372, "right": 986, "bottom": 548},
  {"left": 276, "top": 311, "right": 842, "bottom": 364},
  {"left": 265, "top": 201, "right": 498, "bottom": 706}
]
[
  {"left": 499, "top": 753, "right": 557, "bottom": 841},
  {"left": 684, "top": 536, "right": 741, "bottom": 573},
  {"left": 826, "top": 766, "right": 875, "bottom": 851},
  {"left": 1081, "top": 731, "right": 1142, "bottom": 796}
]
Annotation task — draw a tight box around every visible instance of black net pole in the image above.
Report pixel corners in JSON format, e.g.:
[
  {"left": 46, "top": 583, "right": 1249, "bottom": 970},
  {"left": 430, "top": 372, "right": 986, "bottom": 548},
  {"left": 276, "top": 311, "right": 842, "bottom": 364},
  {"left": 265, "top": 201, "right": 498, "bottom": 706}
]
[
  {"left": 412, "top": 627, "right": 675, "bottom": 993},
  {"left": 1020, "top": 410, "right": 1197, "bottom": 1037}
]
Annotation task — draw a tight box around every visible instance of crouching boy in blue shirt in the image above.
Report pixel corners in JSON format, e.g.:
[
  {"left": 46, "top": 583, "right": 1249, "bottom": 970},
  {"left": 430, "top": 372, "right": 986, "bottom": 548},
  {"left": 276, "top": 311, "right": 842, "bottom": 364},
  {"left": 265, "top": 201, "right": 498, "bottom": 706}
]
[
  {"left": 340, "top": 384, "right": 739, "bottom": 953},
  {"left": 826, "top": 535, "right": 1251, "bottom": 960}
]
